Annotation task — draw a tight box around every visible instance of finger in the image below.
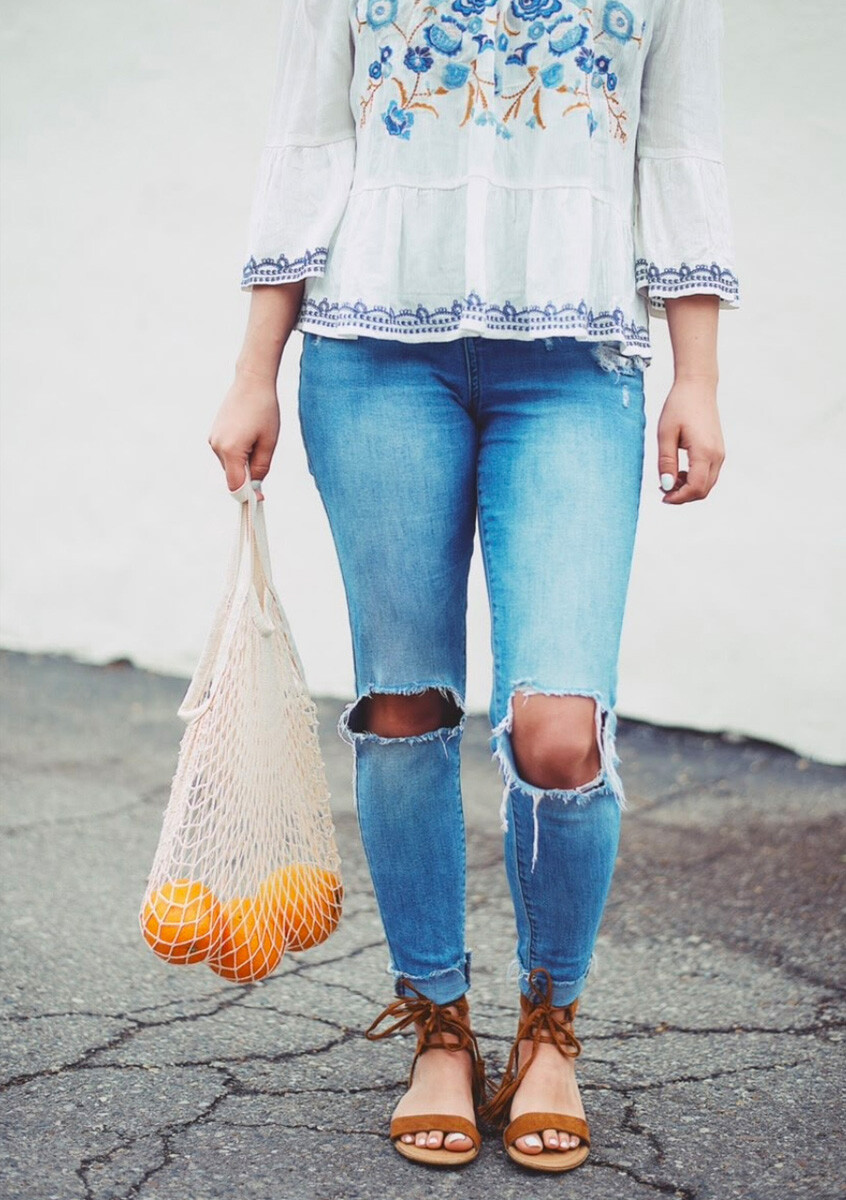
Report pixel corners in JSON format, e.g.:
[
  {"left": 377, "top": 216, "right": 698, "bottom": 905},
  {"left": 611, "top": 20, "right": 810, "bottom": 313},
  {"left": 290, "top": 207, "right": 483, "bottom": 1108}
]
[
  {"left": 702, "top": 458, "right": 719, "bottom": 498},
  {"left": 249, "top": 438, "right": 276, "bottom": 501},
  {"left": 680, "top": 451, "right": 711, "bottom": 501},
  {"left": 221, "top": 451, "right": 250, "bottom": 494},
  {"left": 660, "top": 468, "right": 687, "bottom": 504},
  {"left": 663, "top": 454, "right": 709, "bottom": 503},
  {"left": 709, "top": 449, "right": 725, "bottom": 493},
  {"left": 656, "top": 432, "right": 679, "bottom": 495}
]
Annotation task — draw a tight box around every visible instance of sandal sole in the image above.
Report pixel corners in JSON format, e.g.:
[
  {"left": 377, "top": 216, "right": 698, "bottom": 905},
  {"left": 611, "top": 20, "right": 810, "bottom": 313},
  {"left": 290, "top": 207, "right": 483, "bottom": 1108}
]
[
  {"left": 505, "top": 1141, "right": 590, "bottom": 1172},
  {"left": 393, "top": 1140, "right": 479, "bottom": 1166}
]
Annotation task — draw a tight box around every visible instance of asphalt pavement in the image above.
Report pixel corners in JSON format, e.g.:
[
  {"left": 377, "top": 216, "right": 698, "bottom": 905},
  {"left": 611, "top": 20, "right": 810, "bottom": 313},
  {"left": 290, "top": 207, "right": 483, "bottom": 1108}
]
[{"left": 1, "top": 649, "right": 843, "bottom": 1200}]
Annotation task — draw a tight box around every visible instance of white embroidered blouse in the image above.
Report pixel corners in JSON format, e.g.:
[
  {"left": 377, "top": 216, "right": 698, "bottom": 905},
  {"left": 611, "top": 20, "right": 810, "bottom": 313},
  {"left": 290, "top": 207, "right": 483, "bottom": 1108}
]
[{"left": 240, "top": 0, "right": 740, "bottom": 365}]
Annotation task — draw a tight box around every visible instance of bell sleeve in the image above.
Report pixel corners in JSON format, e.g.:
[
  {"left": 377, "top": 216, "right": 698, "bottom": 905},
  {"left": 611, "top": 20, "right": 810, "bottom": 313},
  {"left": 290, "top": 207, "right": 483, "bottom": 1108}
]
[
  {"left": 633, "top": 0, "right": 740, "bottom": 315},
  {"left": 240, "top": 0, "right": 356, "bottom": 289}
]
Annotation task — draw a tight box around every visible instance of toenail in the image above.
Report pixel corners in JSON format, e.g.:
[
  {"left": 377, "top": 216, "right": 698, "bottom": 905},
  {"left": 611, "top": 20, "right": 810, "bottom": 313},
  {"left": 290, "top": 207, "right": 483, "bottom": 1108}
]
[{"left": 523, "top": 1134, "right": 542, "bottom": 1147}]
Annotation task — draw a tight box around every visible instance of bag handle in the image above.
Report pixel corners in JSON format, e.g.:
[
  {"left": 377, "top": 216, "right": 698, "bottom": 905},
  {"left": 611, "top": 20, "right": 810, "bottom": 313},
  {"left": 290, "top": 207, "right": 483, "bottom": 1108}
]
[
  {"left": 233, "top": 464, "right": 310, "bottom": 688},
  {"left": 176, "top": 464, "right": 275, "bottom": 723},
  {"left": 229, "top": 463, "right": 277, "bottom": 635}
]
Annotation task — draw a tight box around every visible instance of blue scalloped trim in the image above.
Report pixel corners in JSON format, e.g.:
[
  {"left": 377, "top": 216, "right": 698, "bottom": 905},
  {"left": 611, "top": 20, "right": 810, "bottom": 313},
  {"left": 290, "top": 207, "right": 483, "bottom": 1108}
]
[
  {"left": 635, "top": 259, "right": 740, "bottom": 308},
  {"left": 241, "top": 247, "right": 328, "bottom": 287},
  {"left": 297, "top": 290, "right": 652, "bottom": 350}
]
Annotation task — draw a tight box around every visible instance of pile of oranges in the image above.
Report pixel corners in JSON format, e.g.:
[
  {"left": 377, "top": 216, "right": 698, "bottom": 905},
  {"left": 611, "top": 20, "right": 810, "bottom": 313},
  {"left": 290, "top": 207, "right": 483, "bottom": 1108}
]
[{"left": 140, "top": 864, "right": 343, "bottom": 983}]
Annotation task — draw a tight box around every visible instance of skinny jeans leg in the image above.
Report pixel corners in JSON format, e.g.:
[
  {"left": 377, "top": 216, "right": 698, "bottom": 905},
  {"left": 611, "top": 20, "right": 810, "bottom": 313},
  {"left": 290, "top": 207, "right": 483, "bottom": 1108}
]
[
  {"left": 298, "top": 332, "right": 476, "bottom": 1004},
  {"left": 472, "top": 336, "right": 646, "bottom": 1008}
]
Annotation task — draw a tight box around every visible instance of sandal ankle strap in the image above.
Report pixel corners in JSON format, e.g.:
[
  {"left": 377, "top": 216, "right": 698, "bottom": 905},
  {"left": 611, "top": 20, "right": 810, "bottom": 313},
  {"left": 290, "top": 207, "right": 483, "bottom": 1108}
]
[
  {"left": 478, "top": 967, "right": 582, "bottom": 1130},
  {"left": 364, "top": 981, "right": 491, "bottom": 1110}
]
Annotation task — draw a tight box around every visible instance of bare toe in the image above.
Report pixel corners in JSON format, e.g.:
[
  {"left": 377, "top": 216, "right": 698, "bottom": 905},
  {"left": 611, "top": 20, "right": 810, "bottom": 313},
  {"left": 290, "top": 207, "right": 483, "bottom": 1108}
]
[
  {"left": 542, "top": 1128, "right": 559, "bottom": 1149},
  {"left": 415, "top": 1131, "right": 428, "bottom": 1147},
  {"left": 426, "top": 1130, "right": 444, "bottom": 1149},
  {"left": 514, "top": 1133, "right": 543, "bottom": 1154},
  {"left": 444, "top": 1132, "right": 472, "bottom": 1151}
]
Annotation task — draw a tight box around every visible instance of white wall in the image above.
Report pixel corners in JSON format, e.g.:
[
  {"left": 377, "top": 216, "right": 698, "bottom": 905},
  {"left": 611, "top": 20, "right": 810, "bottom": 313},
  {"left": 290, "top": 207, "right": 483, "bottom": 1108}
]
[{"left": 2, "top": 0, "right": 843, "bottom": 764}]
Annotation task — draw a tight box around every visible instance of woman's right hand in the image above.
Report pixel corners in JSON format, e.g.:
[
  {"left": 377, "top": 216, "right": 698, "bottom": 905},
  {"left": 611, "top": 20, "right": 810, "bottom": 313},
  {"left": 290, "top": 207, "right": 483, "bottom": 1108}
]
[
  {"left": 209, "top": 282, "right": 305, "bottom": 499},
  {"left": 208, "top": 367, "right": 280, "bottom": 501}
]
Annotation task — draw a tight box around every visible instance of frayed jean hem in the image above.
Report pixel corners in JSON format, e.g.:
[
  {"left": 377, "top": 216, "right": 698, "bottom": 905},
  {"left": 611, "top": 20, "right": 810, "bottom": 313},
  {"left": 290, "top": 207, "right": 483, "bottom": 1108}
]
[{"left": 388, "top": 950, "right": 473, "bottom": 1005}]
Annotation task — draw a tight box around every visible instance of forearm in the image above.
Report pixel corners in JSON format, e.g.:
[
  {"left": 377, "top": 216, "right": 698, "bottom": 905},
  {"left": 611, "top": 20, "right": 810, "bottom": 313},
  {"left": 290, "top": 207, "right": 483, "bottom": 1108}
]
[
  {"left": 664, "top": 294, "right": 720, "bottom": 386},
  {"left": 235, "top": 281, "right": 305, "bottom": 383}
]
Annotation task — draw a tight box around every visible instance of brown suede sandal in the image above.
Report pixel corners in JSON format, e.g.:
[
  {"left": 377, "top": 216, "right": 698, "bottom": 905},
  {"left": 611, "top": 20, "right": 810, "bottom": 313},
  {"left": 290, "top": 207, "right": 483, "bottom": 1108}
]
[
  {"left": 363, "top": 982, "right": 490, "bottom": 1166},
  {"left": 477, "top": 966, "right": 590, "bottom": 1173}
]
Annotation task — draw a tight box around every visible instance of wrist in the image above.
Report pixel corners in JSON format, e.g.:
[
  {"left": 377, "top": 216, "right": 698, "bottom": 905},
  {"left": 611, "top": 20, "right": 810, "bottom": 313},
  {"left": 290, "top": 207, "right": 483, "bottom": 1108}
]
[
  {"left": 673, "top": 368, "right": 719, "bottom": 387},
  {"left": 234, "top": 358, "right": 280, "bottom": 386}
]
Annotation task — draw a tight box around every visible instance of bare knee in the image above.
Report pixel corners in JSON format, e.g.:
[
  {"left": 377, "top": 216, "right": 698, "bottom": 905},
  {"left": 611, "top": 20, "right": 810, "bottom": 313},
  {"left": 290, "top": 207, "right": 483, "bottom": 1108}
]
[
  {"left": 510, "top": 693, "right": 601, "bottom": 790},
  {"left": 357, "top": 688, "right": 463, "bottom": 738}
]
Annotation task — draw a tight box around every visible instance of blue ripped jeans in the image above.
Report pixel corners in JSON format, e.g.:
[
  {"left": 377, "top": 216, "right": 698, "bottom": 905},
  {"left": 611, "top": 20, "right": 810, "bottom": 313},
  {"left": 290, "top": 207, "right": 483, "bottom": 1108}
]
[{"left": 297, "top": 332, "right": 646, "bottom": 1008}]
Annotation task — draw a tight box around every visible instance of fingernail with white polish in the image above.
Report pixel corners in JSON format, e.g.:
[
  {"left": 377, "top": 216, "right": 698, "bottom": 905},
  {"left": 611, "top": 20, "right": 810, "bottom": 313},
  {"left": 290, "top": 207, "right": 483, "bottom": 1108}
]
[{"left": 660, "top": 473, "right": 675, "bottom": 491}]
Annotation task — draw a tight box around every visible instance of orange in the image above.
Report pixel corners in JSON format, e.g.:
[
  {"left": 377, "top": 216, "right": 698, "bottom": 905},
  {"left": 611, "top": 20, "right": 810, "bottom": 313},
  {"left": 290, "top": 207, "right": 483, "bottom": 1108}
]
[
  {"left": 141, "top": 878, "right": 220, "bottom": 965},
  {"left": 259, "top": 863, "right": 343, "bottom": 953},
  {"left": 207, "top": 894, "right": 285, "bottom": 983}
]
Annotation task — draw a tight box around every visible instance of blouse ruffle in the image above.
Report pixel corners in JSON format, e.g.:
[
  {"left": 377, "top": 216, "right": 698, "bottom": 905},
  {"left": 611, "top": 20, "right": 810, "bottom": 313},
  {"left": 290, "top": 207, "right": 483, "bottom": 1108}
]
[
  {"left": 293, "top": 179, "right": 651, "bottom": 357},
  {"left": 633, "top": 155, "right": 740, "bottom": 315},
  {"left": 241, "top": 140, "right": 356, "bottom": 287}
]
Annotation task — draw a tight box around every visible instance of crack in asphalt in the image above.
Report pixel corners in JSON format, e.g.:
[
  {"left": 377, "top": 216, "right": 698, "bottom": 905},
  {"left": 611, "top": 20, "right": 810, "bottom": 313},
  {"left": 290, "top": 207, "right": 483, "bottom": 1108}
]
[{"left": 586, "top": 1155, "right": 696, "bottom": 1199}]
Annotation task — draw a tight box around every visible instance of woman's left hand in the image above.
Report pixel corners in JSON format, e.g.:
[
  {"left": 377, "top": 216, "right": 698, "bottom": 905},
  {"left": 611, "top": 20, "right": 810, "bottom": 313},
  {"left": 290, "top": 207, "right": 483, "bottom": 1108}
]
[{"left": 656, "top": 377, "right": 726, "bottom": 504}]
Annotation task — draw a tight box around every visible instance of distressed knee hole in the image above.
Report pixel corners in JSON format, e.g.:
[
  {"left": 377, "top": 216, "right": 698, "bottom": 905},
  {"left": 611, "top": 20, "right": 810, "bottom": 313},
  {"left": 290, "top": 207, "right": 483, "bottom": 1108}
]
[
  {"left": 490, "top": 687, "right": 627, "bottom": 871},
  {"left": 338, "top": 685, "right": 465, "bottom": 744},
  {"left": 510, "top": 692, "right": 601, "bottom": 791}
]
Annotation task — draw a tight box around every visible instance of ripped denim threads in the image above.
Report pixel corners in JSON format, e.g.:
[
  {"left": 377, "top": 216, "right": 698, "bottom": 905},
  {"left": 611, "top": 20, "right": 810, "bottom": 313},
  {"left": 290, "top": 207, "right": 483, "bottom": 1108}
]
[
  {"left": 589, "top": 340, "right": 649, "bottom": 376},
  {"left": 491, "top": 687, "right": 627, "bottom": 873}
]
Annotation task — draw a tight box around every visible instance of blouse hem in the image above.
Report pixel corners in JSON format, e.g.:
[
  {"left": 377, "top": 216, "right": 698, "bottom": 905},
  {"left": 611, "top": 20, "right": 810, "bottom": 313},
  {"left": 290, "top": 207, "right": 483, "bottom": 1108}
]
[
  {"left": 634, "top": 259, "right": 740, "bottom": 312},
  {"left": 241, "top": 248, "right": 328, "bottom": 288},
  {"left": 296, "top": 290, "right": 652, "bottom": 361}
]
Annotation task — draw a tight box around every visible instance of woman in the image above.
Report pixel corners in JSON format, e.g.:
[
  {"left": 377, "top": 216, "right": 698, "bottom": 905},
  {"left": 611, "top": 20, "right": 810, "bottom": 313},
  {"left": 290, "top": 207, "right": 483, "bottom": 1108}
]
[{"left": 209, "top": 0, "right": 740, "bottom": 1173}]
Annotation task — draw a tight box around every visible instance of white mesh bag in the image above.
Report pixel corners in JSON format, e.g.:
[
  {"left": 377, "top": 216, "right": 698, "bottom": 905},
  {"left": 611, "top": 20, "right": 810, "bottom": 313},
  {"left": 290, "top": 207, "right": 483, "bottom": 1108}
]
[{"left": 139, "top": 467, "right": 342, "bottom": 983}]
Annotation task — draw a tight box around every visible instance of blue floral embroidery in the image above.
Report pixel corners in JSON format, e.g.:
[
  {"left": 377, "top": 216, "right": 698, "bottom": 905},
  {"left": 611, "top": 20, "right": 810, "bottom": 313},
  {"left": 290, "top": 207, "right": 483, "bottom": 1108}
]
[
  {"left": 602, "top": 1, "right": 635, "bottom": 42},
  {"left": 512, "top": 0, "right": 563, "bottom": 19},
  {"left": 404, "top": 44, "right": 434, "bottom": 72},
  {"left": 634, "top": 260, "right": 741, "bottom": 308},
  {"left": 425, "top": 22, "right": 464, "bottom": 56},
  {"left": 452, "top": 0, "right": 497, "bottom": 15},
  {"left": 298, "top": 288, "right": 651, "bottom": 350},
  {"left": 548, "top": 23, "right": 589, "bottom": 56},
  {"left": 357, "top": 0, "right": 645, "bottom": 142},
  {"left": 366, "top": 0, "right": 398, "bottom": 29},
  {"left": 241, "top": 247, "right": 328, "bottom": 287},
  {"left": 383, "top": 97, "right": 415, "bottom": 137},
  {"left": 443, "top": 60, "right": 471, "bottom": 87}
]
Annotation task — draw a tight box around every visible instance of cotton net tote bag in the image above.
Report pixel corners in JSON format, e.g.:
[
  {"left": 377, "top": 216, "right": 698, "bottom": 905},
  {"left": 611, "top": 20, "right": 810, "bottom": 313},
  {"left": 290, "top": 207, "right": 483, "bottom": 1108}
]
[{"left": 139, "top": 466, "right": 343, "bottom": 983}]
